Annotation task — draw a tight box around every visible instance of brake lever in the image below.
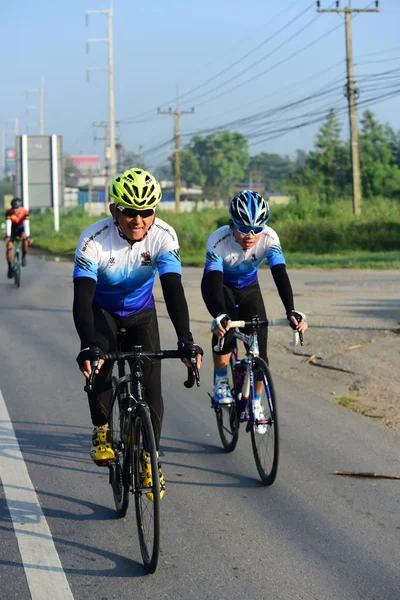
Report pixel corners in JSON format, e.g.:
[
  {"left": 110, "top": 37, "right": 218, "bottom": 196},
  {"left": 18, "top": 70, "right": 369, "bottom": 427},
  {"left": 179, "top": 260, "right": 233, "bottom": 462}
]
[
  {"left": 184, "top": 357, "right": 201, "bottom": 388},
  {"left": 86, "top": 359, "right": 98, "bottom": 393}
]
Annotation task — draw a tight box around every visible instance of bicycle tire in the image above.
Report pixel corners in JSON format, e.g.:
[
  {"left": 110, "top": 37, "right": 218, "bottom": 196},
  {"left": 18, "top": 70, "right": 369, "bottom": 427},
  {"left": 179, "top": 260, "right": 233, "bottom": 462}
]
[
  {"left": 132, "top": 403, "right": 161, "bottom": 573},
  {"left": 214, "top": 360, "right": 239, "bottom": 453},
  {"left": 249, "top": 357, "right": 279, "bottom": 486},
  {"left": 109, "top": 376, "right": 129, "bottom": 517},
  {"left": 13, "top": 251, "right": 21, "bottom": 288}
]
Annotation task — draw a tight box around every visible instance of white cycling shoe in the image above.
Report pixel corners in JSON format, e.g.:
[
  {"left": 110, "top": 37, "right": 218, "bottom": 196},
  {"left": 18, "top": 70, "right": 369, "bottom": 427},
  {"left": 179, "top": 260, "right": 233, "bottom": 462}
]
[{"left": 213, "top": 380, "right": 233, "bottom": 405}]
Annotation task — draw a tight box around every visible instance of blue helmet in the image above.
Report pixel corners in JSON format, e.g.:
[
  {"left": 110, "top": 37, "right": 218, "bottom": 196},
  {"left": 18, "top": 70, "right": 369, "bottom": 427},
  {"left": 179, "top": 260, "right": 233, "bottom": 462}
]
[{"left": 229, "top": 190, "right": 270, "bottom": 228}]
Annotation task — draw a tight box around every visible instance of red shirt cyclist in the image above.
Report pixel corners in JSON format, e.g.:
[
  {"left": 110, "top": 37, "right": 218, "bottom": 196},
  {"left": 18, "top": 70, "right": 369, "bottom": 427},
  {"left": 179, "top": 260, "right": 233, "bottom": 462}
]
[{"left": 4, "top": 198, "right": 30, "bottom": 279}]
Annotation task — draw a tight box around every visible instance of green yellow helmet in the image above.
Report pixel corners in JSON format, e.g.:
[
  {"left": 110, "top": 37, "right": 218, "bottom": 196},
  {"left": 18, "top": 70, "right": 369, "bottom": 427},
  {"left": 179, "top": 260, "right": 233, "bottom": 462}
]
[{"left": 110, "top": 168, "right": 162, "bottom": 209}]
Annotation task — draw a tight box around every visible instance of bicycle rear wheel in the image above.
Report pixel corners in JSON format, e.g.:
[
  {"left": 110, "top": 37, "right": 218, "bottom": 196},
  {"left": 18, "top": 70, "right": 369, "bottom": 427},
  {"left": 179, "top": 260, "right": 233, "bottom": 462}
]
[
  {"left": 109, "top": 376, "right": 129, "bottom": 517},
  {"left": 132, "top": 403, "right": 160, "bottom": 573},
  {"left": 249, "top": 357, "right": 279, "bottom": 486},
  {"left": 214, "top": 360, "right": 239, "bottom": 453}
]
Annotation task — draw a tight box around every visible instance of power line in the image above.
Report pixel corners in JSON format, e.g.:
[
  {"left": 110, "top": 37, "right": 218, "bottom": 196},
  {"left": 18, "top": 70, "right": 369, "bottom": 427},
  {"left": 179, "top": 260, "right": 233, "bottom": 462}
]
[
  {"left": 181, "top": 19, "right": 344, "bottom": 111},
  {"left": 157, "top": 88, "right": 195, "bottom": 212},
  {"left": 181, "top": 76, "right": 346, "bottom": 140},
  {"left": 248, "top": 85, "right": 400, "bottom": 146},
  {"left": 119, "top": 1, "right": 317, "bottom": 124},
  {"left": 172, "top": 2, "right": 317, "bottom": 106}
]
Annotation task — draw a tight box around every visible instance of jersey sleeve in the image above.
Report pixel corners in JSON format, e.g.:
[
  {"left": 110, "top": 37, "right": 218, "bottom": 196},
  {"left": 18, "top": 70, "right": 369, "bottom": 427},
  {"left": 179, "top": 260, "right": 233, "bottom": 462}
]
[
  {"left": 73, "top": 231, "right": 99, "bottom": 282},
  {"left": 204, "top": 233, "right": 224, "bottom": 274},
  {"left": 5, "top": 212, "right": 11, "bottom": 237},
  {"left": 23, "top": 218, "right": 30, "bottom": 237},
  {"left": 156, "top": 226, "right": 182, "bottom": 276},
  {"left": 265, "top": 229, "right": 287, "bottom": 268}
]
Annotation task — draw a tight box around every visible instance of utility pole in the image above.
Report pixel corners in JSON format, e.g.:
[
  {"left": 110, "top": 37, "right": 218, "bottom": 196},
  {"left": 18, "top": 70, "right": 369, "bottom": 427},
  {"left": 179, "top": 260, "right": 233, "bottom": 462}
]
[
  {"left": 93, "top": 121, "right": 109, "bottom": 205},
  {"left": 158, "top": 88, "right": 194, "bottom": 212},
  {"left": 93, "top": 120, "right": 119, "bottom": 204},
  {"left": 317, "top": 1, "right": 380, "bottom": 216},
  {"left": 26, "top": 81, "right": 44, "bottom": 134},
  {"left": 86, "top": 6, "right": 116, "bottom": 199}
]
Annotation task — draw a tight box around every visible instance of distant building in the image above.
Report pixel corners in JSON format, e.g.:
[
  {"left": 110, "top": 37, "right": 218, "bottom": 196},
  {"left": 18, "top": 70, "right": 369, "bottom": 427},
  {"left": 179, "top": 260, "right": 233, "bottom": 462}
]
[
  {"left": 69, "top": 155, "right": 101, "bottom": 175},
  {"left": 232, "top": 183, "right": 291, "bottom": 205},
  {"left": 159, "top": 181, "right": 203, "bottom": 203}
]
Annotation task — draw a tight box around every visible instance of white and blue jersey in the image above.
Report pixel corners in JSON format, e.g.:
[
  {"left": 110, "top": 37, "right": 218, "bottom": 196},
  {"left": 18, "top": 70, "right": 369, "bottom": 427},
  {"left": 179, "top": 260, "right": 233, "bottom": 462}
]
[
  {"left": 73, "top": 216, "right": 182, "bottom": 317},
  {"left": 204, "top": 225, "right": 286, "bottom": 289}
]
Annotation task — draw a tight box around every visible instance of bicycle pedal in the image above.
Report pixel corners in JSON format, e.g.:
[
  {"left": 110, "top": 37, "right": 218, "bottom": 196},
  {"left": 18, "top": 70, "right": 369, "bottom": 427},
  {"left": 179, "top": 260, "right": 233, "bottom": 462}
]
[{"left": 93, "top": 459, "right": 112, "bottom": 467}]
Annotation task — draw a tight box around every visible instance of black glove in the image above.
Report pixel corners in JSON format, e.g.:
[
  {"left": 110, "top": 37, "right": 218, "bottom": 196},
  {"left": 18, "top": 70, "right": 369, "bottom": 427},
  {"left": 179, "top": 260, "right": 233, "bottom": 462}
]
[
  {"left": 76, "top": 345, "right": 103, "bottom": 368},
  {"left": 177, "top": 335, "right": 204, "bottom": 361},
  {"left": 287, "top": 310, "right": 304, "bottom": 330}
]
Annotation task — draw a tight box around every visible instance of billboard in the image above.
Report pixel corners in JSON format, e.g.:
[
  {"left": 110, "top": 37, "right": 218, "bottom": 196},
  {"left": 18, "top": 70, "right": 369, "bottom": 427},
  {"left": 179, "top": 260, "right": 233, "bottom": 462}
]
[
  {"left": 5, "top": 148, "right": 16, "bottom": 174},
  {"left": 14, "top": 135, "right": 64, "bottom": 210}
]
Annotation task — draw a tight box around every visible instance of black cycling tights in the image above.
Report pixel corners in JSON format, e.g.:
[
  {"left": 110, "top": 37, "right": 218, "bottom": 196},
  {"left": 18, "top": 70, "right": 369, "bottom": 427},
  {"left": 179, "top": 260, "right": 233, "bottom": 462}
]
[
  {"left": 211, "top": 282, "right": 269, "bottom": 365},
  {"left": 88, "top": 305, "right": 163, "bottom": 449}
]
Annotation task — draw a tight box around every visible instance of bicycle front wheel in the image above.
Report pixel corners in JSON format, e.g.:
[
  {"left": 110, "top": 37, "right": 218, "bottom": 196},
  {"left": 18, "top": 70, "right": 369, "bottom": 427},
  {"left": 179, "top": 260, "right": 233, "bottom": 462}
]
[
  {"left": 13, "top": 253, "right": 21, "bottom": 288},
  {"left": 132, "top": 403, "right": 160, "bottom": 574},
  {"left": 214, "top": 361, "right": 239, "bottom": 453},
  {"left": 249, "top": 357, "right": 279, "bottom": 486},
  {"left": 109, "top": 376, "right": 129, "bottom": 518}
]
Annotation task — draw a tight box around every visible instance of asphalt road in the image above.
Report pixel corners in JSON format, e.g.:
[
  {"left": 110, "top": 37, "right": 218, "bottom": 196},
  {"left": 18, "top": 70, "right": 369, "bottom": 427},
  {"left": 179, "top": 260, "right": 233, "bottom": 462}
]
[{"left": 0, "top": 256, "right": 399, "bottom": 600}]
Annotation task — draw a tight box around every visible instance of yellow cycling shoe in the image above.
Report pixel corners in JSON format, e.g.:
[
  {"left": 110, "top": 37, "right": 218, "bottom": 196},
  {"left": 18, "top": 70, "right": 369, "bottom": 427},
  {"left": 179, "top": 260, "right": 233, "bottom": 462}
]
[
  {"left": 141, "top": 450, "right": 166, "bottom": 501},
  {"left": 90, "top": 425, "right": 114, "bottom": 465}
]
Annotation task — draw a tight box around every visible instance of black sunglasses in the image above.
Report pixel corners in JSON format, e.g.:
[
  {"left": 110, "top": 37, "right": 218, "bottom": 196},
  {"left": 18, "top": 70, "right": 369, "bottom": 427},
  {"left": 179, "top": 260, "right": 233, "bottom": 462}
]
[{"left": 117, "top": 207, "right": 155, "bottom": 218}]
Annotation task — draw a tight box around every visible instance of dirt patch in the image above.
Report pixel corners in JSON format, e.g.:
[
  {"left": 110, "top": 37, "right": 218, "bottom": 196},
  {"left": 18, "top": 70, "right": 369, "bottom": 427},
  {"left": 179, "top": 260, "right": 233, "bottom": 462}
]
[{"left": 271, "top": 327, "right": 400, "bottom": 431}]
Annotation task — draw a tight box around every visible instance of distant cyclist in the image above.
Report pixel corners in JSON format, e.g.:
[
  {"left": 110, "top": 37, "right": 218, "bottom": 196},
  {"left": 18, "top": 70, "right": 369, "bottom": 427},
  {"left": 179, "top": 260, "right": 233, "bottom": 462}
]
[
  {"left": 4, "top": 198, "right": 30, "bottom": 279},
  {"left": 201, "top": 189, "right": 307, "bottom": 422},
  {"left": 72, "top": 167, "right": 203, "bottom": 497}
]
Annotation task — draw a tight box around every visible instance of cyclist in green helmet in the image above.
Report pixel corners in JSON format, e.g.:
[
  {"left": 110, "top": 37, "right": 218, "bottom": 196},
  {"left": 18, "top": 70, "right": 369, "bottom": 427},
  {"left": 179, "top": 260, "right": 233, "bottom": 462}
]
[{"left": 72, "top": 167, "right": 203, "bottom": 498}]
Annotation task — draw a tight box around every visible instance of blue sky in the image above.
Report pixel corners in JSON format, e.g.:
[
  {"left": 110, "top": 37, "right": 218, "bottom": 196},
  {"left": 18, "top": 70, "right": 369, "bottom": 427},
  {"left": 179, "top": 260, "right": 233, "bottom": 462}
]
[{"left": 1, "top": 0, "right": 399, "bottom": 171}]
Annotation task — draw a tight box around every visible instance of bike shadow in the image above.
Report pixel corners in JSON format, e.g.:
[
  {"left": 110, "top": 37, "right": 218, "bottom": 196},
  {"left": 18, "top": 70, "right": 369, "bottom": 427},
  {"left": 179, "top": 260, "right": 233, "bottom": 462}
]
[
  {"left": 160, "top": 436, "right": 264, "bottom": 490},
  {"left": 0, "top": 485, "right": 148, "bottom": 577}
]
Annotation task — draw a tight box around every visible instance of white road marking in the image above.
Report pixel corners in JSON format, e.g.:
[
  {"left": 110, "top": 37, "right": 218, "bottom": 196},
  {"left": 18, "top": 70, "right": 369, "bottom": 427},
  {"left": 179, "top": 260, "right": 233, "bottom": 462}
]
[{"left": 0, "top": 389, "right": 75, "bottom": 599}]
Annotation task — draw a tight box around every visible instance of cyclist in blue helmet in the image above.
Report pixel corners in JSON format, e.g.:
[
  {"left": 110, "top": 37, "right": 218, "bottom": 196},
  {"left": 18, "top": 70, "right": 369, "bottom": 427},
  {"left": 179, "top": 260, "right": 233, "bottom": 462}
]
[{"left": 201, "top": 189, "right": 308, "bottom": 415}]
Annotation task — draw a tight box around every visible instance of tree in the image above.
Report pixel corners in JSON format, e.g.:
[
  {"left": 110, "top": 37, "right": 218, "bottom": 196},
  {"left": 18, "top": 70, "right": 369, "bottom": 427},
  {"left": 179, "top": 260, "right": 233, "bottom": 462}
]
[
  {"left": 307, "top": 109, "right": 349, "bottom": 201},
  {"left": 153, "top": 162, "right": 172, "bottom": 181},
  {"left": 180, "top": 147, "right": 205, "bottom": 188},
  {"left": 294, "top": 149, "right": 308, "bottom": 169},
  {"left": 0, "top": 179, "right": 13, "bottom": 208},
  {"left": 359, "top": 110, "right": 400, "bottom": 198},
  {"left": 182, "top": 131, "right": 249, "bottom": 202},
  {"left": 248, "top": 152, "right": 295, "bottom": 191},
  {"left": 120, "top": 150, "right": 145, "bottom": 171}
]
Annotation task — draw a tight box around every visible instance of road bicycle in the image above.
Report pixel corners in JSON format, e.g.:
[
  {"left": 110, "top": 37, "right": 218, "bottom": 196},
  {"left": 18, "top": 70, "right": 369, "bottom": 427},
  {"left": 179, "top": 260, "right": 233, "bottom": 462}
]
[
  {"left": 210, "top": 315, "right": 305, "bottom": 486},
  {"left": 87, "top": 330, "right": 200, "bottom": 574}
]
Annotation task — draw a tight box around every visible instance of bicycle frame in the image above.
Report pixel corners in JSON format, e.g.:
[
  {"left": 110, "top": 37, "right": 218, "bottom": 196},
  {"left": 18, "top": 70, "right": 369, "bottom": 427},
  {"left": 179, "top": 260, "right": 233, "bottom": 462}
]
[{"left": 230, "top": 324, "right": 269, "bottom": 424}]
